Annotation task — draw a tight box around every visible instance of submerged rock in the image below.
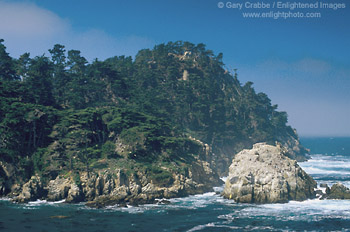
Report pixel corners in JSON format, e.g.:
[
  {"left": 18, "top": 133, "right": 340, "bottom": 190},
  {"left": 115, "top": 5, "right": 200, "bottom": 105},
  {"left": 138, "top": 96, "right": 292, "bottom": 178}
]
[{"left": 222, "top": 143, "right": 316, "bottom": 203}]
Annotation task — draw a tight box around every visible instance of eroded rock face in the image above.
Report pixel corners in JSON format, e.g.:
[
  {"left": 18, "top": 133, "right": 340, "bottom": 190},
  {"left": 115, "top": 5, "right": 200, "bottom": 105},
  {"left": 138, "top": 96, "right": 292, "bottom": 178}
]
[
  {"left": 85, "top": 164, "right": 222, "bottom": 208},
  {"left": 12, "top": 157, "right": 222, "bottom": 207},
  {"left": 13, "top": 175, "right": 44, "bottom": 203},
  {"left": 47, "top": 176, "right": 72, "bottom": 201},
  {"left": 9, "top": 137, "right": 223, "bottom": 207},
  {"left": 222, "top": 143, "right": 316, "bottom": 203}
]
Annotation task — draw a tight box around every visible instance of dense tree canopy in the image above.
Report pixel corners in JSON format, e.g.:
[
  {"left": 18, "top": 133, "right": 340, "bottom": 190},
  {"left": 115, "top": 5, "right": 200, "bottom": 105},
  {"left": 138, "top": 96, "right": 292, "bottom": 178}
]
[{"left": 0, "top": 39, "right": 303, "bottom": 180}]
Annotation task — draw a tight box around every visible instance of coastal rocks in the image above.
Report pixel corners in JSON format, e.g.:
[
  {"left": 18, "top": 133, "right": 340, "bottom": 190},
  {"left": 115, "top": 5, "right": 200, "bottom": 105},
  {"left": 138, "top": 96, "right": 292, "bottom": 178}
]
[
  {"left": 84, "top": 159, "right": 222, "bottom": 208},
  {"left": 47, "top": 176, "right": 72, "bottom": 201},
  {"left": 85, "top": 168, "right": 218, "bottom": 208},
  {"left": 66, "top": 182, "right": 82, "bottom": 203},
  {"left": 13, "top": 175, "right": 83, "bottom": 203},
  {"left": 222, "top": 143, "right": 317, "bottom": 203},
  {"left": 7, "top": 161, "right": 219, "bottom": 208},
  {"left": 46, "top": 175, "right": 82, "bottom": 202},
  {"left": 324, "top": 183, "right": 350, "bottom": 199},
  {"left": 316, "top": 183, "right": 350, "bottom": 200},
  {"left": 8, "top": 140, "right": 222, "bottom": 207},
  {"left": 79, "top": 170, "right": 131, "bottom": 201},
  {"left": 14, "top": 175, "right": 44, "bottom": 203}
]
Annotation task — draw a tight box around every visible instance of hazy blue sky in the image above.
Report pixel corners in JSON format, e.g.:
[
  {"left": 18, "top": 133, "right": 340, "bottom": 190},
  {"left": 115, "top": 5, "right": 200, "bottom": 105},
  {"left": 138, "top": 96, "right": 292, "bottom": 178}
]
[{"left": 1, "top": 0, "right": 349, "bottom": 136}]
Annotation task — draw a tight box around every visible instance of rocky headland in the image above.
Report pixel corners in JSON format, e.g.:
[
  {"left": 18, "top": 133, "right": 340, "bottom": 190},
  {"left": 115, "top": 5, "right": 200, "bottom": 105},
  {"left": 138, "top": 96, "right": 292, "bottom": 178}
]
[{"left": 1, "top": 41, "right": 315, "bottom": 208}]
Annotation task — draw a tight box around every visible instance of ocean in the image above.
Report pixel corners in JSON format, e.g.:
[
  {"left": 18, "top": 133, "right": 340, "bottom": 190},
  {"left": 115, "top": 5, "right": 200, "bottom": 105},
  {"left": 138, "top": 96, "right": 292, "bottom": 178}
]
[{"left": 1, "top": 137, "right": 350, "bottom": 232}]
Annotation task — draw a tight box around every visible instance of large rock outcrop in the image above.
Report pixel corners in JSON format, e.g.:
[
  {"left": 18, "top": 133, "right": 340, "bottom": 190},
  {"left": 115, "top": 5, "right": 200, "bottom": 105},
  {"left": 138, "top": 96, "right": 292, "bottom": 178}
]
[{"left": 222, "top": 143, "right": 316, "bottom": 203}]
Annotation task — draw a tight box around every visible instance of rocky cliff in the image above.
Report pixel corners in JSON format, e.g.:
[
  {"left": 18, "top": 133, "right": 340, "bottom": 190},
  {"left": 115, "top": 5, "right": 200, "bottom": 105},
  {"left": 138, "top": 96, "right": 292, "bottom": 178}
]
[
  {"left": 8, "top": 155, "right": 222, "bottom": 207},
  {"left": 222, "top": 143, "right": 316, "bottom": 203}
]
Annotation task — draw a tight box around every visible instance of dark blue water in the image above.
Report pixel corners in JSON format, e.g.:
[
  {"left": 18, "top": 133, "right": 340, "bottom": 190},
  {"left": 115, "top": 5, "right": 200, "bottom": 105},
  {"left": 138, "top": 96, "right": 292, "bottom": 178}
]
[
  {"left": 1, "top": 137, "right": 350, "bottom": 232},
  {"left": 301, "top": 137, "right": 350, "bottom": 156}
]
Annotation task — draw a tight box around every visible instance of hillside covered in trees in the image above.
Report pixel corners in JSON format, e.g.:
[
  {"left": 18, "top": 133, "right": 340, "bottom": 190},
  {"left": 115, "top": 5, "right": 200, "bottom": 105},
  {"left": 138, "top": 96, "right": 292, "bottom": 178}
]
[{"left": 0, "top": 39, "right": 308, "bottom": 204}]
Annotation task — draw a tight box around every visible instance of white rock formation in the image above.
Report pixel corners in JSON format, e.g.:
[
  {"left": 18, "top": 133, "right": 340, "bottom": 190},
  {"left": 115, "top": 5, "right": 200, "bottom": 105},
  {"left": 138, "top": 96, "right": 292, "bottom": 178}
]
[{"left": 222, "top": 143, "right": 316, "bottom": 203}]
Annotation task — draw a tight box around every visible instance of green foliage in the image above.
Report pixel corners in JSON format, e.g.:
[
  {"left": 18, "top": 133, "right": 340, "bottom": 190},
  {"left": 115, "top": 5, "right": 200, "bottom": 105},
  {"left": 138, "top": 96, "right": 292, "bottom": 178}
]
[
  {"left": 148, "top": 167, "right": 174, "bottom": 187},
  {"left": 0, "top": 38, "right": 304, "bottom": 181},
  {"left": 90, "top": 159, "right": 108, "bottom": 170},
  {"left": 101, "top": 141, "right": 117, "bottom": 159},
  {"left": 73, "top": 172, "right": 81, "bottom": 186},
  {"left": 32, "top": 148, "right": 47, "bottom": 174},
  {"left": 0, "top": 39, "right": 18, "bottom": 81}
]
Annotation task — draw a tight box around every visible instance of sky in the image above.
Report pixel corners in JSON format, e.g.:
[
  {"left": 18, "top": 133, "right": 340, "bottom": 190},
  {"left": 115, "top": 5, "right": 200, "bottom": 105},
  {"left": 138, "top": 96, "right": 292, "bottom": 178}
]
[{"left": 0, "top": 0, "right": 349, "bottom": 136}]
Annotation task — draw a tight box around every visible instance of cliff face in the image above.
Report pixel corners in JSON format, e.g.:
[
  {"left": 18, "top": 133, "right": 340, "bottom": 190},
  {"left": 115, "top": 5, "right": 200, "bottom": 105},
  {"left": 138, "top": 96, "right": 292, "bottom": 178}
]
[
  {"left": 5, "top": 139, "right": 222, "bottom": 207},
  {"left": 222, "top": 143, "right": 316, "bottom": 203},
  {"left": 10, "top": 158, "right": 221, "bottom": 207}
]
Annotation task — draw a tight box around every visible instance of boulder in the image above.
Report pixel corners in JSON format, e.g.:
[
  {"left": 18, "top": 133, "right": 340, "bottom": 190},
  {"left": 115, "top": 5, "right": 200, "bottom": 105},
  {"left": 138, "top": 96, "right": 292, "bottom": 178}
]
[
  {"left": 325, "top": 183, "right": 350, "bottom": 199},
  {"left": 222, "top": 143, "right": 316, "bottom": 203}
]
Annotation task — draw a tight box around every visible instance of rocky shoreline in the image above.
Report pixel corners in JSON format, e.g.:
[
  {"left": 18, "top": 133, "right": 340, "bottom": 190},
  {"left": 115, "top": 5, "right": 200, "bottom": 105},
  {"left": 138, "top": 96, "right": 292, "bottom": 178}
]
[
  {"left": 2, "top": 159, "right": 222, "bottom": 208},
  {"left": 2, "top": 142, "right": 350, "bottom": 207}
]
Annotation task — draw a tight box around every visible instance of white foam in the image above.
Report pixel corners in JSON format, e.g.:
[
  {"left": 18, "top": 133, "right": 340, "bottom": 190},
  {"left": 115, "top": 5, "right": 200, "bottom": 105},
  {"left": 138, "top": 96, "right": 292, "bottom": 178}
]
[
  {"left": 187, "top": 222, "right": 243, "bottom": 232},
  {"left": 27, "top": 199, "right": 66, "bottom": 205},
  {"left": 300, "top": 166, "right": 350, "bottom": 176},
  {"left": 102, "top": 191, "right": 226, "bottom": 214},
  {"left": 317, "top": 187, "right": 326, "bottom": 194},
  {"left": 299, "top": 154, "right": 350, "bottom": 189},
  {"left": 300, "top": 158, "right": 350, "bottom": 170},
  {"left": 242, "top": 199, "right": 350, "bottom": 221},
  {"left": 187, "top": 223, "right": 216, "bottom": 232}
]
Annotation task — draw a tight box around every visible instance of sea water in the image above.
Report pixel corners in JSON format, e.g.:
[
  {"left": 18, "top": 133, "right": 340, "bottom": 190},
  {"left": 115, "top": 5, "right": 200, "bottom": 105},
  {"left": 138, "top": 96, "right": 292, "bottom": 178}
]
[{"left": 1, "top": 137, "right": 350, "bottom": 232}]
